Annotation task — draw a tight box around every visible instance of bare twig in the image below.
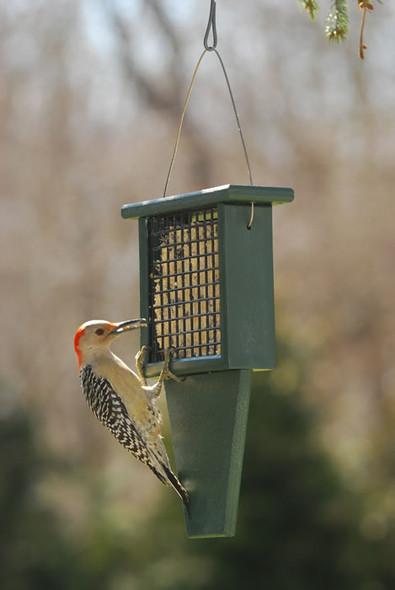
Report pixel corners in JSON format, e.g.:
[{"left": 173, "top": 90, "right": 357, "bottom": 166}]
[{"left": 358, "top": 1, "right": 374, "bottom": 59}]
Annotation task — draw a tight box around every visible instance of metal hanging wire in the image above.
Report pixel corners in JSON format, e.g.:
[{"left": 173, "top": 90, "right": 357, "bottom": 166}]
[
  {"left": 163, "top": 0, "right": 255, "bottom": 228},
  {"left": 203, "top": 0, "right": 218, "bottom": 50}
]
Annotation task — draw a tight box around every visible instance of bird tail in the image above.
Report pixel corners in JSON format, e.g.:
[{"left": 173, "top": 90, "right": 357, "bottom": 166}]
[{"left": 164, "top": 466, "right": 191, "bottom": 518}]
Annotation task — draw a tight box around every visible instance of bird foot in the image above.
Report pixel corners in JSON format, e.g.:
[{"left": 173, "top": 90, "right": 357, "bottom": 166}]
[
  {"left": 135, "top": 345, "right": 150, "bottom": 386},
  {"left": 162, "top": 348, "right": 185, "bottom": 383}
]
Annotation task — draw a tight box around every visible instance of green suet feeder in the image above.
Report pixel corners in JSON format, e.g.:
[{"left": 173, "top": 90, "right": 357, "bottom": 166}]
[{"left": 122, "top": 183, "right": 293, "bottom": 538}]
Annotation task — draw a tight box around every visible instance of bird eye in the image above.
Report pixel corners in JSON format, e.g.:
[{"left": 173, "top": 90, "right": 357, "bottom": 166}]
[{"left": 95, "top": 328, "right": 105, "bottom": 336}]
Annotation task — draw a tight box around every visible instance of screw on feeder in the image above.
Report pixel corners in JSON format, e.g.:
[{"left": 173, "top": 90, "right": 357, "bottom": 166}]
[{"left": 163, "top": 0, "right": 255, "bottom": 228}]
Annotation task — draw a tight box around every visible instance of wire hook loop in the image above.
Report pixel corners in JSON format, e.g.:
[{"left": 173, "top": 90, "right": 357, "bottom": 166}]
[
  {"left": 204, "top": 0, "right": 217, "bottom": 50},
  {"left": 164, "top": 0, "right": 255, "bottom": 228}
]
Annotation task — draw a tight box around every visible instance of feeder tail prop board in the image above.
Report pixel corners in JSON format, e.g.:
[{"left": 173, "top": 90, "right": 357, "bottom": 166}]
[{"left": 165, "top": 368, "right": 252, "bottom": 538}]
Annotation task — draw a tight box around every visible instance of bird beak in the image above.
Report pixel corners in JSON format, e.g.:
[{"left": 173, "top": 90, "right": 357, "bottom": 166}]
[{"left": 109, "top": 319, "right": 147, "bottom": 335}]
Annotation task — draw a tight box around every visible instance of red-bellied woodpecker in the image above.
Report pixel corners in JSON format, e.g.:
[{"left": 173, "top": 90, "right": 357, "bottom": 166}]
[{"left": 74, "top": 319, "right": 189, "bottom": 515}]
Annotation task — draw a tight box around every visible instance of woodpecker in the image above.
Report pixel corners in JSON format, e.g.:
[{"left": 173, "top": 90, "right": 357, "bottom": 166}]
[{"left": 74, "top": 319, "right": 189, "bottom": 515}]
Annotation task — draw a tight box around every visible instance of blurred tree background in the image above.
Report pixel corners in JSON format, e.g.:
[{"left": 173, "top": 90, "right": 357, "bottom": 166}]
[{"left": 1, "top": 0, "right": 395, "bottom": 587}]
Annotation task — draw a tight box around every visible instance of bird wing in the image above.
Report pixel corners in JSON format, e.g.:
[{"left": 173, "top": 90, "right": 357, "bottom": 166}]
[{"left": 80, "top": 364, "right": 169, "bottom": 484}]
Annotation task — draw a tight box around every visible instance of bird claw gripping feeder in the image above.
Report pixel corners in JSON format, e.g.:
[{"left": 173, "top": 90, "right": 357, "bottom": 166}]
[{"left": 122, "top": 2, "right": 294, "bottom": 538}]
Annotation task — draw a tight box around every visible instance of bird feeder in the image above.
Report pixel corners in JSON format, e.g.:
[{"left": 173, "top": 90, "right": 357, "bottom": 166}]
[{"left": 122, "top": 183, "right": 293, "bottom": 538}]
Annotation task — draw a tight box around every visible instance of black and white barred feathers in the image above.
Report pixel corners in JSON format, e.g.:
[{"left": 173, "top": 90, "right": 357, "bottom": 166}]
[{"left": 80, "top": 364, "right": 190, "bottom": 515}]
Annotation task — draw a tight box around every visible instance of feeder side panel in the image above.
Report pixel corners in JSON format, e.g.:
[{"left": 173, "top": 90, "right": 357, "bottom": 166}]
[
  {"left": 138, "top": 217, "right": 150, "bottom": 350},
  {"left": 219, "top": 203, "right": 276, "bottom": 370}
]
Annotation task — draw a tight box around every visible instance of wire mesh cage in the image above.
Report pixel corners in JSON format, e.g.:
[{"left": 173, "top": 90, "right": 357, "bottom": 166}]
[
  {"left": 122, "top": 184, "right": 294, "bottom": 378},
  {"left": 147, "top": 207, "right": 221, "bottom": 364}
]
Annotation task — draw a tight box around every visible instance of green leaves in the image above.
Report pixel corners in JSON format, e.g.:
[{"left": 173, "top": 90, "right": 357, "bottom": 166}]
[
  {"left": 299, "top": 0, "right": 320, "bottom": 20},
  {"left": 325, "top": 0, "right": 349, "bottom": 42},
  {"left": 299, "top": 0, "right": 376, "bottom": 57}
]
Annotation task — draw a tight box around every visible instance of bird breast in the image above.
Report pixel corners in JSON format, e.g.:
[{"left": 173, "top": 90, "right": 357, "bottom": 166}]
[{"left": 90, "top": 352, "right": 155, "bottom": 428}]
